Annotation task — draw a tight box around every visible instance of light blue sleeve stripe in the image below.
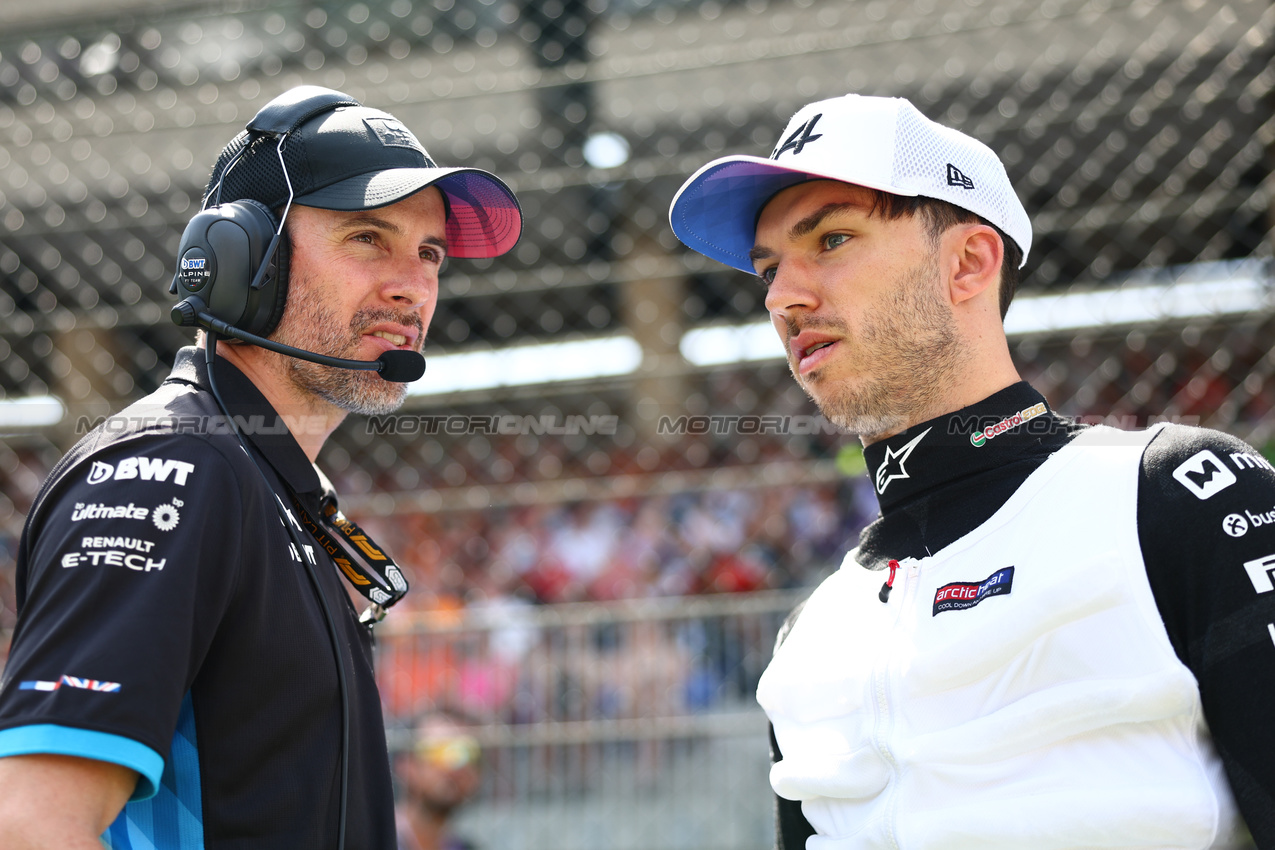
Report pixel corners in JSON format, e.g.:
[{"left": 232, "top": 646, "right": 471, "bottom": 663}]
[{"left": 0, "top": 725, "right": 163, "bottom": 800}]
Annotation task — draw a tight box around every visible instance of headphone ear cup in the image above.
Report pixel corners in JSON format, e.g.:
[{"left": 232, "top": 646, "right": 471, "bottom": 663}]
[
  {"left": 262, "top": 227, "right": 290, "bottom": 338},
  {"left": 233, "top": 199, "right": 289, "bottom": 338}
]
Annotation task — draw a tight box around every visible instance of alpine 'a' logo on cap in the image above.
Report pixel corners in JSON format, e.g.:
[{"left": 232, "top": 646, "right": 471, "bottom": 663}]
[
  {"left": 771, "top": 113, "right": 824, "bottom": 159},
  {"left": 946, "top": 163, "right": 975, "bottom": 189},
  {"left": 364, "top": 117, "right": 434, "bottom": 163}
]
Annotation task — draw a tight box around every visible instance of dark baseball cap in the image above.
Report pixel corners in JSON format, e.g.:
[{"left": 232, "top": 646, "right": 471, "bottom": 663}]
[{"left": 205, "top": 86, "right": 521, "bottom": 258}]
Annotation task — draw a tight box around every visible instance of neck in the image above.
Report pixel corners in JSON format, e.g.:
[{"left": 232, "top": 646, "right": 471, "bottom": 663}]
[
  {"left": 403, "top": 804, "right": 449, "bottom": 850},
  {"left": 211, "top": 339, "right": 345, "bottom": 462}
]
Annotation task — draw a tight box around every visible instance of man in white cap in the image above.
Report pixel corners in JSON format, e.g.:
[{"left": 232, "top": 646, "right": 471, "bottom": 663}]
[{"left": 670, "top": 94, "right": 1275, "bottom": 848}]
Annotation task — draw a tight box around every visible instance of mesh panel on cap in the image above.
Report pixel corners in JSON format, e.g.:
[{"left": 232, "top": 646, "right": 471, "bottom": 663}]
[
  {"left": 205, "top": 132, "right": 313, "bottom": 210},
  {"left": 892, "top": 105, "right": 1016, "bottom": 244}
]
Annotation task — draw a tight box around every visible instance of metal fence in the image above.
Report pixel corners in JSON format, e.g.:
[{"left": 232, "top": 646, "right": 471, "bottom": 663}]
[{"left": 379, "top": 589, "right": 804, "bottom": 850}]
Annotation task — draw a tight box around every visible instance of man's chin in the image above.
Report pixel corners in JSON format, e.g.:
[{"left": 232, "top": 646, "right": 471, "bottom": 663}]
[{"left": 338, "top": 375, "right": 409, "bottom": 416}]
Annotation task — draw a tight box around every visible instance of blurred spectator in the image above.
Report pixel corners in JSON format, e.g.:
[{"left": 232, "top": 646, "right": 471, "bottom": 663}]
[{"left": 395, "top": 712, "right": 484, "bottom": 850}]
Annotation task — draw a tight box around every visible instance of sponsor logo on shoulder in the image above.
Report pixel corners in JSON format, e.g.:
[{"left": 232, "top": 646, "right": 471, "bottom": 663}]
[
  {"left": 1243, "top": 554, "right": 1275, "bottom": 594},
  {"left": 86, "top": 457, "right": 195, "bottom": 486},
  {"left": 1223, "top": 513, "right": 1250, "bottom": 537},
  {"left": 933, "top": 566, "right": 1015, "bottom": 616},
  {"left": 1173, "top": 450, "right": 1237, "bottom": 500},
  {"left": 19, "top": 675, "right": 120, "bottom": 693}
]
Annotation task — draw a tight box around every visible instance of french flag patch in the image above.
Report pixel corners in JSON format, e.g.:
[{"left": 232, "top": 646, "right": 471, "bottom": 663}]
[
  {"left": 933, "top": 566, "right": 1015, "bottom": 616},
  {"left": 19, "top": 675, "right": 120, "bottom": 693}
]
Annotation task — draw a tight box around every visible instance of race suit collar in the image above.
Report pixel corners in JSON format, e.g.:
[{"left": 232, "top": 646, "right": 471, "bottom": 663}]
[
  {"left": 167, "top": 346, "right": 322, "bottom": 495},
  {"left": 862, "top": 382, "right": 1073, "bottom": 513}
]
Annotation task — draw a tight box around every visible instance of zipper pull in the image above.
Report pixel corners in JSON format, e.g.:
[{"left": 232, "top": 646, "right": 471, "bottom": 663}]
[{"left": 878, "top": 559, "right": 901, "bottom": 603}]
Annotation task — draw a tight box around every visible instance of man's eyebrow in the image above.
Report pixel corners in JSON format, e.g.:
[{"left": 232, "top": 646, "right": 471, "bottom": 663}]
[
  {"left": 788, "top": 202, "right": 867, "bottom": 240},
  {"left": 749, "top": 201, "right": 868, "bottom": 264},
  {"left": 338, "top": 214, "right": 402, "bottom": 235},
  {"left": 338, "top": 214, "right": 448, "bottom": 251}
]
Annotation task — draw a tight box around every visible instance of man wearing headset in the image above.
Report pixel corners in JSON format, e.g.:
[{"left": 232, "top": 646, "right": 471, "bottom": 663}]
[
  {"left": 0, "top": 86, "right": 521, "bottom": 849},
  {"left": 669, "top": 94, "right": 1275, "bottom": 847}
]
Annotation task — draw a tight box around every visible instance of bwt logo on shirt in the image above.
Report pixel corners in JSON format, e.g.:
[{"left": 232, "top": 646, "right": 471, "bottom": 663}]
[{"left": 86, "top": 457, "right": 195, "bottom": 487}]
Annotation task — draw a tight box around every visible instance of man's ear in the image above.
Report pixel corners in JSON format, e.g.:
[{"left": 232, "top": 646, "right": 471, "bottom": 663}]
[{"left": 946, "top": 224, "right": 1003, "bottom": 306}]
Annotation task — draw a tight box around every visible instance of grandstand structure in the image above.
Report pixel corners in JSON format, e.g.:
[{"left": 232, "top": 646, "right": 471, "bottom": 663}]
[{"left": 0, "top": 0, "right": 1271, "bottom": 846}]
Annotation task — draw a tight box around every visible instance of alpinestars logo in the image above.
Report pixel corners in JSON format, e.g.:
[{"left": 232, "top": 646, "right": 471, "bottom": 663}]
[
  {"left": 771, "top": 114, "right": 823, "bottom": 159},
  {"left": 946, "top": 164, "right": 975, "bottom": 189},
  {"left": 1172, "top": 450, "right": 1238, "bottom": 500},
  {"left": 875, "top": 427, "right": 932, "bottom": 494}
]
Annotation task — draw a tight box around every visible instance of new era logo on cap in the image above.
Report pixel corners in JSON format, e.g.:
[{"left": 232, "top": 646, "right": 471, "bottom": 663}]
[
  {"left": 669, "top": 94, "right": 1032, "bottom": 275},
  {"left": 947, "top": 163, "right": 975, "bottom": 189}
]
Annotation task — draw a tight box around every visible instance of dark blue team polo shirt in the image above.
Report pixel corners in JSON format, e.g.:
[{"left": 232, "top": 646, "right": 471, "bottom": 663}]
[{"left": 0, "top": 347, "right": 396, "bottom": 849}]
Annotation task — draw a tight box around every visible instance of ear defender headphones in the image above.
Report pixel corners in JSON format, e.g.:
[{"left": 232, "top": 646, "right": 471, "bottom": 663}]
[
  {"left": 172, "top": 199, "right": 289, "bottom": 338},
  {"left": 169, "top": 86, "right": 359, "bottom": 337}
]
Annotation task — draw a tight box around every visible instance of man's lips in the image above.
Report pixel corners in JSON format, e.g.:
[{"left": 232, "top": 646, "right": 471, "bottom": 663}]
[
  {"left": 788, "top": 331, "right": 840, "bottom": 375},
  {"left": 362, "top": 325, "right": 419, "bottom": 352}
]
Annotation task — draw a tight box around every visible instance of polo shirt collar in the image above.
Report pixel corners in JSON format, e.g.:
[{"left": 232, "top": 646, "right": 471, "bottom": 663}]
[{"left": 167, "top": 346, "right": 322, "bottom": 495}]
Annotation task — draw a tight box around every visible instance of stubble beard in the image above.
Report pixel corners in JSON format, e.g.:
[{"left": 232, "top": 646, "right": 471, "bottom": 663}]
[
  {"left": 791, "top": 254, "right": 964, "bottom": 440},
  {"left": 272, "top": 295, "right": 423, "bottom": 416}
]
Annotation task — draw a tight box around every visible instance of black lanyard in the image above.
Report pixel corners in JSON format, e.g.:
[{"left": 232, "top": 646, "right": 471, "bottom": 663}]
[{"left": 288, "top": 492, "right": 409, "bottom": 624}]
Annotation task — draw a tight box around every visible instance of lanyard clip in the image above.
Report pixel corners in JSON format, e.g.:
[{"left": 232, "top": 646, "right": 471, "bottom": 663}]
[{"left": 359, "top": 602, "right": 388, "bottom": 625}]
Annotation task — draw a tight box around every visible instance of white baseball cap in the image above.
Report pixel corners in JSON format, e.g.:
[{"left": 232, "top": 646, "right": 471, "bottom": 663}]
[{"left": 669, "top": 94, "right": 1031, "bottom": 273}]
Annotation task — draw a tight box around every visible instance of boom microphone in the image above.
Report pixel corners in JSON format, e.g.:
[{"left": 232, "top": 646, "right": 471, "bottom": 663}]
[{"left": 172, "top": 297, "right": 427, "bottom": 383}]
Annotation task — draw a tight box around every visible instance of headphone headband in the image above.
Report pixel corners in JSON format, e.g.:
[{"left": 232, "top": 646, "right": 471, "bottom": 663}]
[{"left": 246, "top": 85, "right": 360, "bottom": 137}]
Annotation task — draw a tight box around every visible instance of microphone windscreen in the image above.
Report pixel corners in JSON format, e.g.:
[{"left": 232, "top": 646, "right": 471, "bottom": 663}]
[{"left": 377, "top": 350, "right": 426, "bottom": 383}]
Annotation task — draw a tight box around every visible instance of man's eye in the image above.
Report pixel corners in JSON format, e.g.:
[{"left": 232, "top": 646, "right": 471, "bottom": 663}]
[
  {"left": 823, "top": 233, "right": 849, "bottom": 250},
  {"left": 759, "top": 267, "right": 777, "bottom": 286}
]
